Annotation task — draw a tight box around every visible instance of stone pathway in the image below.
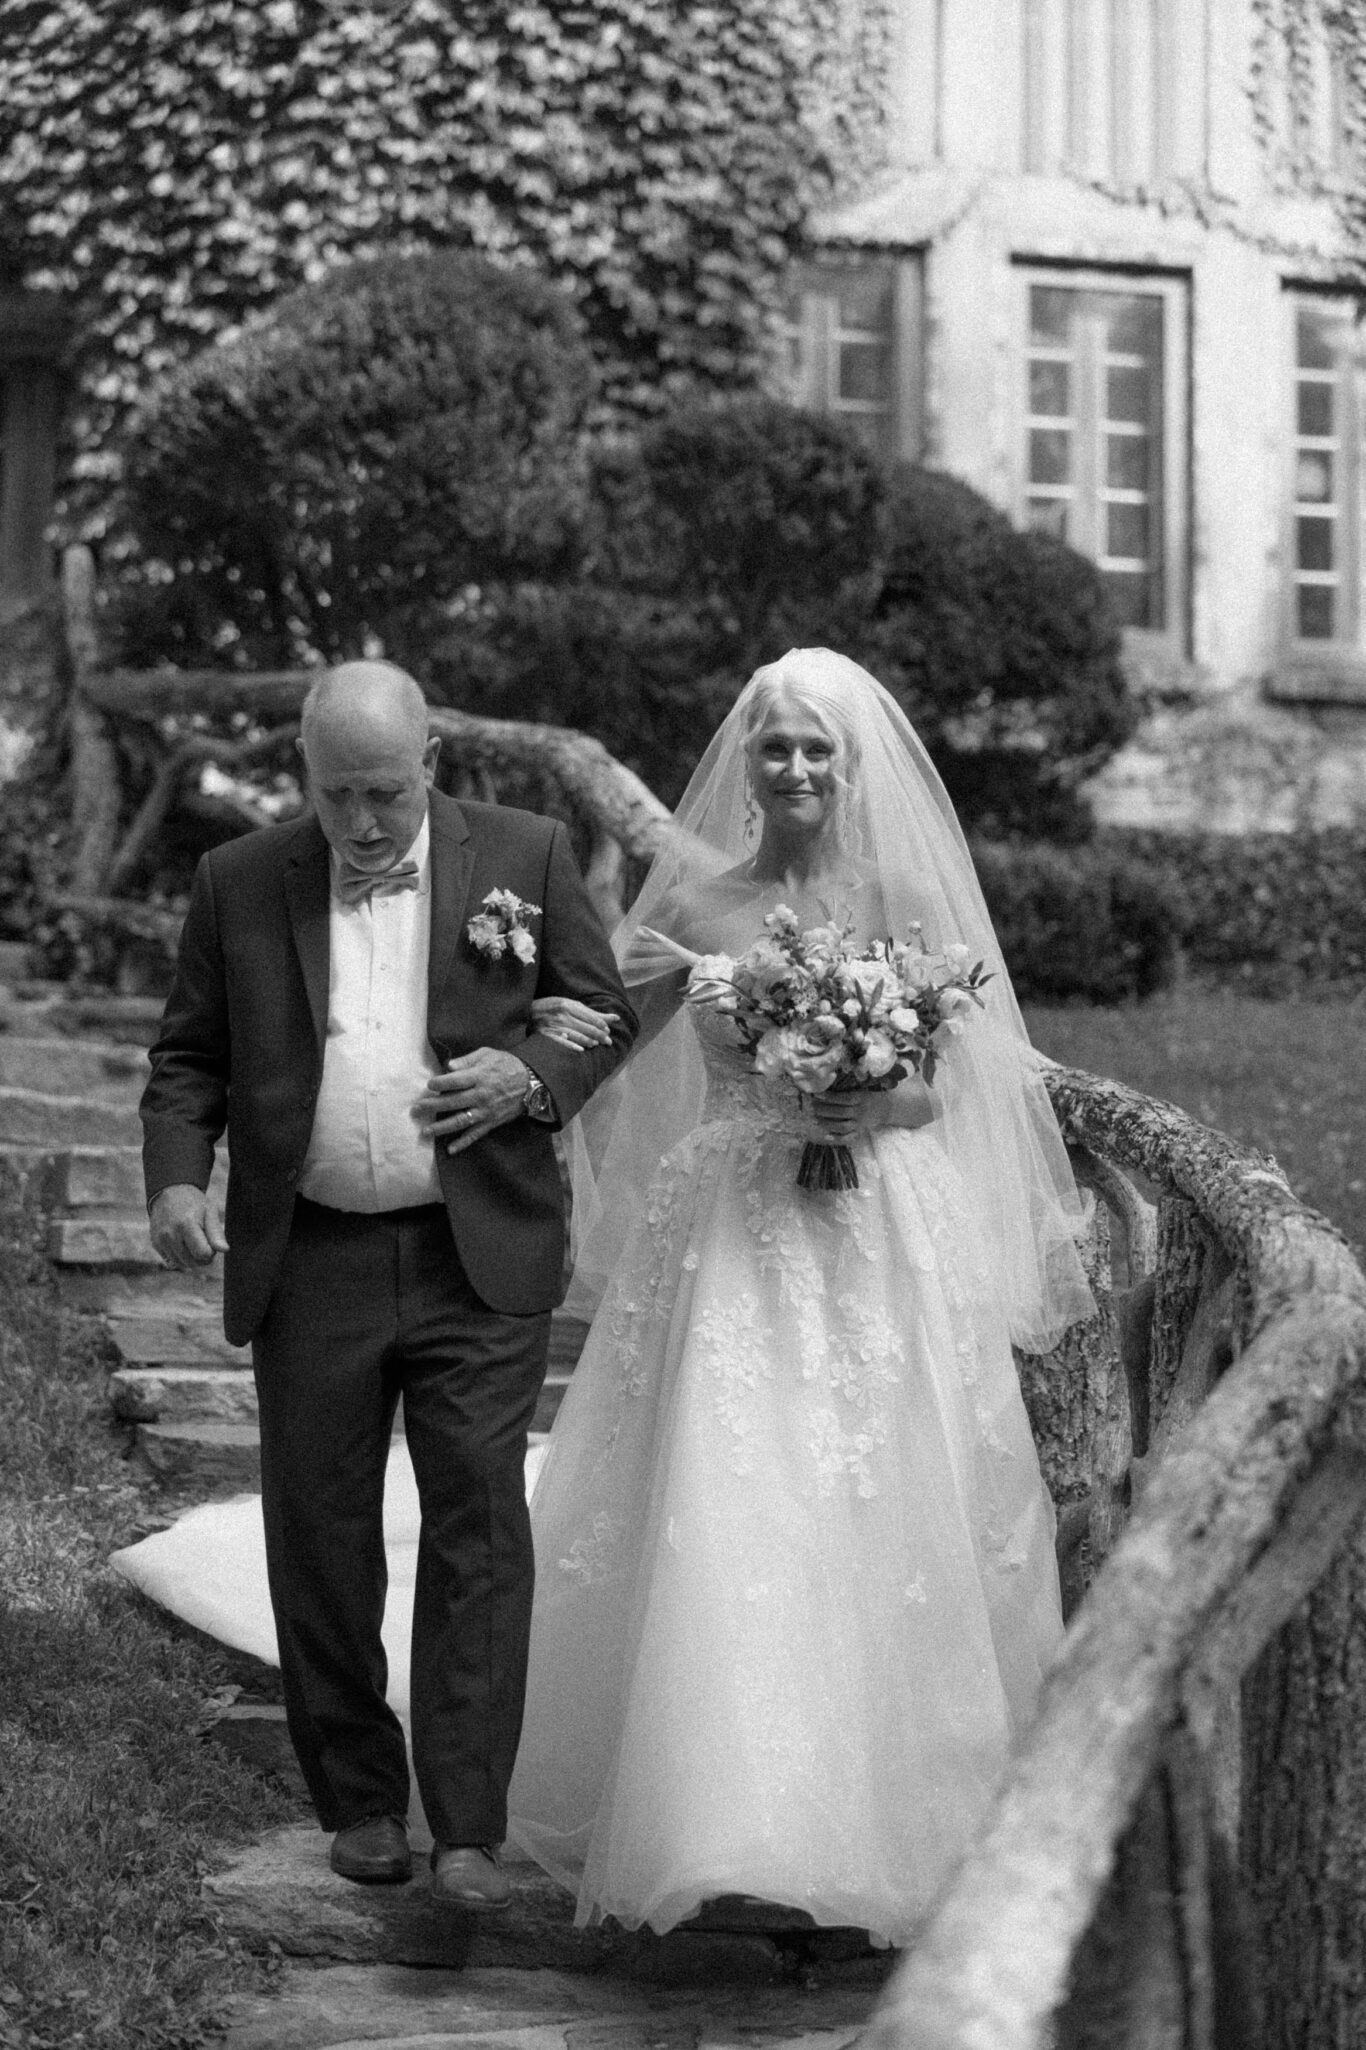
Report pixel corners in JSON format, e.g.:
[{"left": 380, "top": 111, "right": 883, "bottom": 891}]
[
  {"left": 211, "top": 1834, "right": 889, "bottom": 2050},
  {"left": 222, "top": 1960, "right": 876, "bottom": 2050}
]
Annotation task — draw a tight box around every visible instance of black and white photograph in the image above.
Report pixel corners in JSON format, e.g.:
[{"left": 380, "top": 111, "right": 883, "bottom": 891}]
[{"left": 1, "top": 6, "right": 1365, "bottom": 2048}]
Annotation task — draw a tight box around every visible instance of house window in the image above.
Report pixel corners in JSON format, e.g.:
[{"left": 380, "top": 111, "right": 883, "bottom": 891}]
[
  {"left": 781, "top": 258, "right": 920, "bottom": 460},
  {"left": 1022, "top": 0, "right": 1173, "bottom": 185},
  {"left": 1287, "top": 294, "right": 1362, "bottom": 651},
  {"left": 1019, "top": 271, "right": 1186, "bottom": 639}
]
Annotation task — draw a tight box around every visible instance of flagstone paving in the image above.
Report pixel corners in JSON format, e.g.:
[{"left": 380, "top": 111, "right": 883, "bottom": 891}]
[{"left": 220, "top": 1959, "right": 881, "bottom": 2050}]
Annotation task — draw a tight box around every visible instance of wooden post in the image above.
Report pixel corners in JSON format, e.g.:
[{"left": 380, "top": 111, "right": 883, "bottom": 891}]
[
  {"left": 61, "top": 545, "right": 122, "bottom": 896},
  {"left": 0, "top": 289, "right": 71, "bottom": 604}
]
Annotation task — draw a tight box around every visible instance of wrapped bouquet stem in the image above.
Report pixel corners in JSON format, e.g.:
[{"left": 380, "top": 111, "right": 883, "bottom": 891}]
[{"left": 685, "top": 904, "right": 991, "bottom": 1192}]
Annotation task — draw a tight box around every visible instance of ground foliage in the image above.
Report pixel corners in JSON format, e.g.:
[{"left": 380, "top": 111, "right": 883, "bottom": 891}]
[
  {"left": 0, "top": 0, "right": 890, "bottom": 529},
  {"left": 0, "top": 1164, "right": 292, "bottom": 2050}
]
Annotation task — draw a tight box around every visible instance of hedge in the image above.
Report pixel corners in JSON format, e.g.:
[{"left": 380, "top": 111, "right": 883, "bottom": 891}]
[
  {"left": 1106, "top": 828, "right": 1366, "bottom": 990},
  {"left": 972, "top": 839, "right": 1184, "bottom": 1006}
]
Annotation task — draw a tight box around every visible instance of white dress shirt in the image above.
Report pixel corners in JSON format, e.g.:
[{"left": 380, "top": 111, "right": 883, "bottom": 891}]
[{"left": 299, "top": 814, "right": 444, "bottom": 1212}]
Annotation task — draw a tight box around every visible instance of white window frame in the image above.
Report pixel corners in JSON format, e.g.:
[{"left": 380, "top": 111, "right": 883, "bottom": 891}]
[
  {"left": 780, "top": 253, "right": 924, "bottom": 464},
  {"left": 1274, "top": 286, "right": 1366, "bottom": 703},
  {"left": 1013, "top": 263, "right": 1189, "bottom": 658}
]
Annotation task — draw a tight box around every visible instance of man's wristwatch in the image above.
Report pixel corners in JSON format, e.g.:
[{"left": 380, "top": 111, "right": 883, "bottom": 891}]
[{"left": 520, "top": 1064, "right": 556, "bottom": 1124}]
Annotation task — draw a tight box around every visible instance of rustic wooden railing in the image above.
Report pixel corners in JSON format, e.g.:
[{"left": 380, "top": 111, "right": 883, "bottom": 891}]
[
  {"left": 50, "top": 546, "right": 1366, "bottom": 2045},
  {"left": 867, "top": 1073, "right": 1366, "bottom": 2050},
  {"left": 55, "top": 545, "right": 670, "bottom": 946}
]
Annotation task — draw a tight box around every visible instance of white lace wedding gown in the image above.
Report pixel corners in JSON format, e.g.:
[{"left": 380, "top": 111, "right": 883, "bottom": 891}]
[{"left": 505, "top": 1008, "right": 1064, "bottom": 1944}]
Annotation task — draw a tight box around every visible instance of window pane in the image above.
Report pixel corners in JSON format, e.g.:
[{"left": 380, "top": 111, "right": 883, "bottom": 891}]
[
  {"left": 1296, "top": 307, "right": 1336, "bottom": 371},
  {"left": 1297, "top": 584, "right": 1335, "bottom": 639},
  {"left": 1029, "top": 359, "right": 1071, "bottom": 417},
  {"left": 1106, "top": 433, "right": 1151, "bottom": 491},
  {"left": 1103, "top": 569, "right": 1156, "bottom": 629},
  {"left": 1107, "top": 502, "right": 1151, "bottom": 561},
  {"left": 837, "top": 271, "right": 892, "bottom": 329},
  {"left": 1105, "top": 297, "right": 1162, "bottom": 356},
  {"left": 1029, "top": 427, "right": 1072, "bottom": 486},
  {"left": 1297, "top": 515, "right": 1335, "bottom": 572},
  {"left": 1106, "top": 365, "right": 1152, "bottom": 425},
  {"left": 1297, "top": 381, "right": 1334, "bottom": 437},
  {"left": 1295, "top": 451, "right": 1335, "bottom": 503},
  {"left": 1030, "top": 286, "right": 1072, "bottom": 347},
  {"left": 837, "top": 341, "right": 887, "bottom": 407},
  {"left": 1027, "top": 497, "right": 1070, "bottom": 542}
]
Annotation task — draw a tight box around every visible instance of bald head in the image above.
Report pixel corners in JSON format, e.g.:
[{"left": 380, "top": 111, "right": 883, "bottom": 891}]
[
  {"left": 298, "top": 661, "right": 439, "bottom": 873},
  {"left": 300, "top": 661, "right": 430, "bottom": 757}
]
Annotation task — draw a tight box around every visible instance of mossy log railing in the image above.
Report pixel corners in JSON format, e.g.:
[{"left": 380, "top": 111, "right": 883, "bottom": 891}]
[
  {"left": 867, "top": 1071, "right": 1366, "bottom": 2050},
  {"left": 55, "top": 545, "right": 670, "bottom": 943}
]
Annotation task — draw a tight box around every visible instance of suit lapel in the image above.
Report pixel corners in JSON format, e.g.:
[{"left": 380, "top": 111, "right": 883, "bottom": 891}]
[
  {"left": 427, "top": 790, "right": 474, "bottom": 1015},
  {"left": 284, "top": 817, "right": 331, "bottom": 1054}
]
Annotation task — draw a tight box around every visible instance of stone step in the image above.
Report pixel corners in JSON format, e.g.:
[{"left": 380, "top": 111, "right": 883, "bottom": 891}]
[
  {"left": 114, "top": 1365, "right": 571, "bottom": 1439},
  {"left": 133, "top": 1419, "right": 261, "bottom": 1492},
  {"left": 0, "top": 1086, "right": 142, "bottom": 1149},
  {"left": 111, "top": 1365, "right": 258, "bottom": 1424},
  {"left": 226, "top": 1962, "right": 882, "bottom": 2050},
  {"left": 58, "top": 1261, "right": 223, "bottom": 1309},
  {"left": 0, "top": 989, "right": 164, "bottom": 1045},
  {"left": 106, "top": 1304, "right": 245, "bottom": 1368},
  {"left": 48, "top": 1213, "right": 158, "bottom": 1268},
  {"left": 55, "top": 1147, "right": 146, "bottom": 1211},
  {"left": 0, "top": 1035, "right": 148, "bottom": 1097},
  {"left": 206, "top": 1825, "right": 848, "bottom": 1984}
]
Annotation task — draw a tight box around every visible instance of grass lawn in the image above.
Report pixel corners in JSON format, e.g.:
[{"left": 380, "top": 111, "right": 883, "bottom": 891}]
[
  {"left": 1023, "top": 983, "right": 1366, "bottom": 1259},
  {"left": 0, "top": 1163, "right": 294, "bottom": 2050}
]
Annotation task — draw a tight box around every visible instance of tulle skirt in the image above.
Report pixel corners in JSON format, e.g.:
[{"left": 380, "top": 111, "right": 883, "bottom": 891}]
[{"left": 506, "top": 1113, "right": 1063, "bottom": 1944}]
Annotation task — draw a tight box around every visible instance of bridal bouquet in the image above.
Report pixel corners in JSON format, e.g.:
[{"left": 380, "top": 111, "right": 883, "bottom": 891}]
[{"left": 685, "top": 904, "right": 991, "bottom": 1191}]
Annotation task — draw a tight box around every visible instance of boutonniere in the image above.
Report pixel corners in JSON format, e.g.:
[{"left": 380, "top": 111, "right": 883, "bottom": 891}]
[{"left": 466, "top": 888, "right": 541, "bottom": 966}]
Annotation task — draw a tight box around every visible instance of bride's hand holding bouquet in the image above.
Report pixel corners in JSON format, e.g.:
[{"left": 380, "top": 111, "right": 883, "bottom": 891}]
[{"left": 683, "top": 903, "right": 991, "bottom": 1190}]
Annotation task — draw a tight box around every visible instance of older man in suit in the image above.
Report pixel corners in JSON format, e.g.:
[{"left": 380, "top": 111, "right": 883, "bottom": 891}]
[{"left": 142, "top": 662, "right": 635, "bottom": 1907}]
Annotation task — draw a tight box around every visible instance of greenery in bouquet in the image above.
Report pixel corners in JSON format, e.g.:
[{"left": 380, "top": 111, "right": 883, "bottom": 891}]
[{"left": 685, "top": 905, "right": 991, "bottom": 1189}]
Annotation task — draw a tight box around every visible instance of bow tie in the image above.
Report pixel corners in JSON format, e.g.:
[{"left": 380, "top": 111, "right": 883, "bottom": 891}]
[{"left": 335, "top": 859, "right": 421, "bottom": 907}]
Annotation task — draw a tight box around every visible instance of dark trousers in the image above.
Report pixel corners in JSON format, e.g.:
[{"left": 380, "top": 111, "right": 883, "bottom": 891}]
[{"left": 251, "top": 1198, "right": 551, "bottom": 1846}]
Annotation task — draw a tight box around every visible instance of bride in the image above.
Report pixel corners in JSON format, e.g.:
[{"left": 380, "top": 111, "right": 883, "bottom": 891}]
[{"left": 505, "top": 648, "right": 1095, "bottom": 1944}]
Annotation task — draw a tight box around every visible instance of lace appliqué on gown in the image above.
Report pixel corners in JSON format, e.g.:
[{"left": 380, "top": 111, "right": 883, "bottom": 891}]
[{"left": 508, "top": 1007, "right": 1064, "bottom": 1945}]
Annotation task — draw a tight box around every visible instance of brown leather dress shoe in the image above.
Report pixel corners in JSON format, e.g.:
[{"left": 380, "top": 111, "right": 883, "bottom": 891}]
[
  {"left": 329, "top": 1815, "right": 412, "bottom": 1884},
  {"left": 430, "top": 1843, "right": 513, "bottom": 1911}
]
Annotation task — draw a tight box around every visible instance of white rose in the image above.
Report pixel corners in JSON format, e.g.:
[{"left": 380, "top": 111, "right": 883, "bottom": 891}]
[
  {"left": 859, "top": 1029, "right": 898, "bottom": 1078},
  {"left": 888, "top": 1004, "right": 920, "bottom": 1035},
  {"left": 938, "top": 985, "right": 976, "bottom": 1021},
  {"left": 943, "top": 942, "right": 972, "bottom": 973}
]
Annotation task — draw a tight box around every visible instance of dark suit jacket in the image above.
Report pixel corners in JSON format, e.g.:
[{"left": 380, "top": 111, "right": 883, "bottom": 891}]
[{"left": 141, "top": 791, "right": 636, "bottom": 1344}]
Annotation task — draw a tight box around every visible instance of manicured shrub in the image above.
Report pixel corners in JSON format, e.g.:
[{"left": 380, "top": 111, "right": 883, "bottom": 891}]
[
  {"left": 1105, "top": 827, "right": 1366, "bottom": 989},
  {"left": 972, "top": 839, "right": 1186, "bottom": 1004},
  {"left": 116, "top": 250, "right": 599, "bottom": 669},
  {"left": 866, "top": 470, "right": 1135, "bottom": 842}
]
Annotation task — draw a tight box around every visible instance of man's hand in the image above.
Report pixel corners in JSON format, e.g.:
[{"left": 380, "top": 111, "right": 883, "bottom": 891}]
[
  {"left": 414, "top": 1048, "right": 530, "bottom": 1157},
  {"left": 149, "top": 1183, "right": 228, "bottom": 1269}
]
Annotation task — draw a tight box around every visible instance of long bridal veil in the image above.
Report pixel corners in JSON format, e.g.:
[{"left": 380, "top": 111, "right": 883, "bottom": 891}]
[{"left": 569, "top": 647, "right": 1095, "bottom": 1354}]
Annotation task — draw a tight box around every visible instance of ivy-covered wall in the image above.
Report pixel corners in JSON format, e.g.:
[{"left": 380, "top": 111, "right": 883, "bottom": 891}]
[{"left": 0, "top": 0, "right": 889, "bottom": 532}]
